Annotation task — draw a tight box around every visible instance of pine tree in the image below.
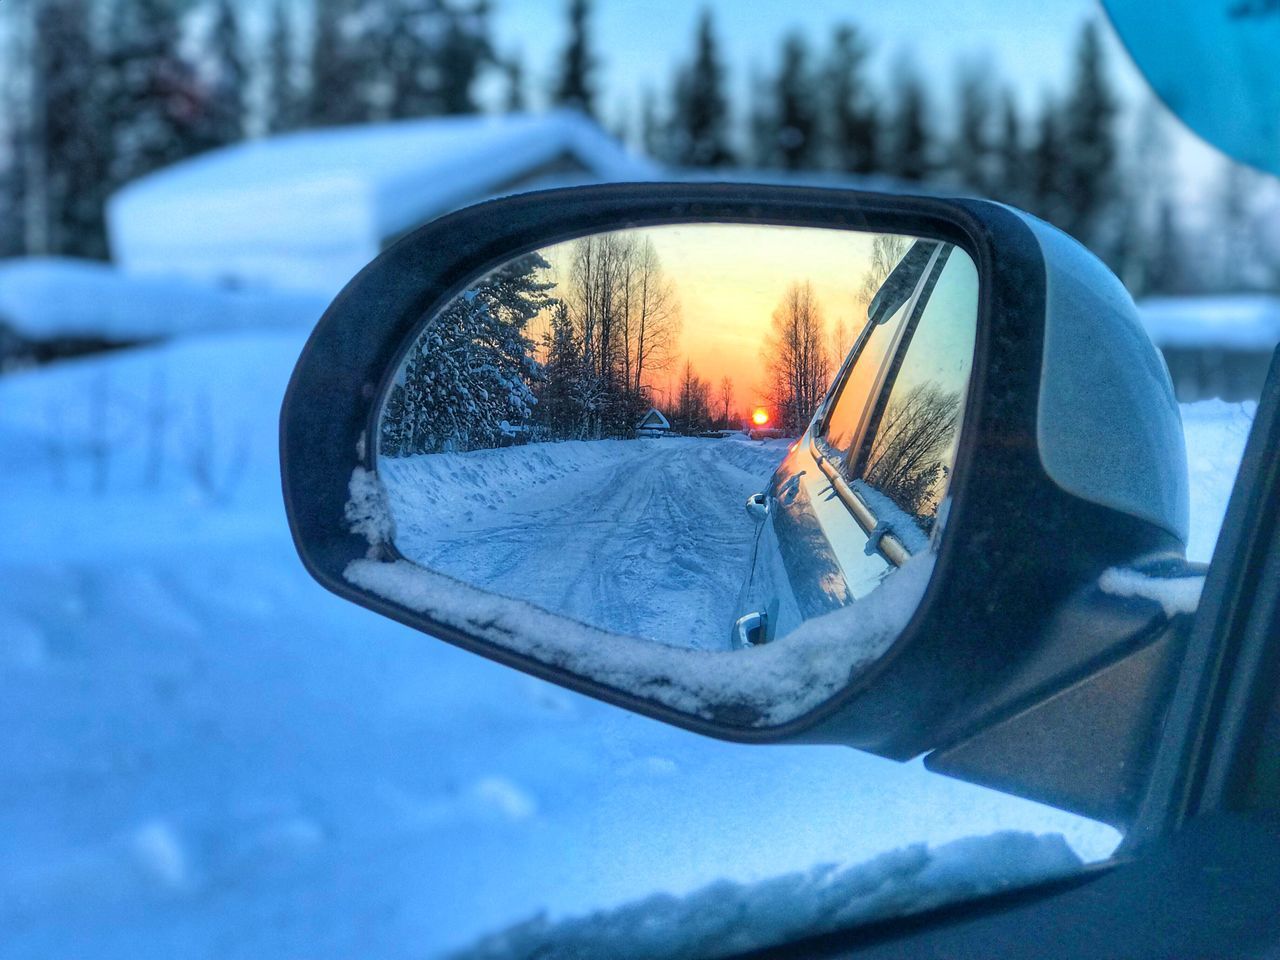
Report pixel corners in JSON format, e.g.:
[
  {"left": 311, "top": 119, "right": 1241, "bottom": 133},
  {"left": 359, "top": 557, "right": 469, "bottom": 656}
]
[
  {"left": 307, "top": 0, "right": 374, "bottom": 126},
  {"left": 390, "top": 253, "right": 554, "bottom": 454},
  {"left": 886, "top": 61, "right": 930, "bottom": 182},
  {"left": 640, "top": 87, "right": 669, "bottom": 161},
  {"left": 539, "top": 301, "right": 587, "bottom": 438},
  {"left": 774, "top": 33, "right": 819, "bottom": 170},
  {"left": 949, "top": 62, "right": 993, "bottom": 195},
  {"left": 826, "top": 24, "right": 877, "bottom": 175},
  {"left": 746, "top": 66, "right": 778, "bottom": 167},
  {"left": 102, "top": 0, "right": 208, "bottom": 188},
  {"left": 1146, "top": 199, "right": 1188, "bottom": 294},
  {"left": 33, "top": 0, "right": 110, "bottom": 258},
  {"left": 553, "top": 0, "right": 596, "bottom": 117},
  {"left": 670, "top": 9, "right": 733, "bottom": 167},
  {"left": 503, "top": 53, "right": 526, "bottom": 112},
  {"left": 266, "top": 1, "right": 301, "bottom": 133},
  {"left": 1029, "top": 93, "right": 1068, "bottom": 228},
  {"left": 994, "top": 89, "right": 1025, "bottom": 207},
  {"left": 1061, "top": 20, "right": 1119, "bottom": 252},
  {"left": 205, "top": 0, "right": 247, "bottom": 146},
  {"left": 0, "top": 106, "right": 29, "bottom": 258},
  {"left": 436, "top": 3, "right": 492, "bottom": 115}
]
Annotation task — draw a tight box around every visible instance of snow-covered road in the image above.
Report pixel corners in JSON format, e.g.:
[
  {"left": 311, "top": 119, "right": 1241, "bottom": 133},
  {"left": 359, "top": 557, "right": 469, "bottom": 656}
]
[{"left": 385, "top": 438, "right": 784, "bottom": 648}]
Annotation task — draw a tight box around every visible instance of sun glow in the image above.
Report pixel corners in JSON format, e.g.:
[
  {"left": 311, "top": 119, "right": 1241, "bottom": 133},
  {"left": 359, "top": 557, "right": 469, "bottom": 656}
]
[{"left": 752, "top": 408, "right": 770, "bottom": 426}]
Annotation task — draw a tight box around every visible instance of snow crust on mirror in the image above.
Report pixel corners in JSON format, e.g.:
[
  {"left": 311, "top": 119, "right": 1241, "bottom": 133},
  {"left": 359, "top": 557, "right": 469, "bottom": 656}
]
[
  {"left": 449, "top": 829, "right": 1082, "bottom": 960},
  {"left": 344, "top": 547, "right": 932, "bottom": 727},
  {"left": 1098, "top": 567, "right": 1205, "bottom": 617}
]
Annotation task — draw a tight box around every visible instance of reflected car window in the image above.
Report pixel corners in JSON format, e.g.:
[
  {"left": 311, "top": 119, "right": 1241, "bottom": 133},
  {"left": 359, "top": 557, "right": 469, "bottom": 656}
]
[
  {"left": 819, "top": 243, "right": 936, "bottom": 462},
  {"left": 851, "top": 248, "right": 979, "bottom": 536}
]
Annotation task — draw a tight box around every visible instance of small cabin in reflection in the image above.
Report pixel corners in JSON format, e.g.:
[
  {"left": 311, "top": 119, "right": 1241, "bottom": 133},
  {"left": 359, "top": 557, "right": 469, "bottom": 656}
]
[
  {"left": 1140, "top": 295, "right": 1280, "bottom": 402},
  {"left": 636, "top": 408, "right": 671, "bottom": 438}
]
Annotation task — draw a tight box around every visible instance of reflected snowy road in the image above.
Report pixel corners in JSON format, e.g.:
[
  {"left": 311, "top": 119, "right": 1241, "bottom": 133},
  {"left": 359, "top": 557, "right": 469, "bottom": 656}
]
[{"left": 384, "top": 438, "right": 782, "bottom": 649}]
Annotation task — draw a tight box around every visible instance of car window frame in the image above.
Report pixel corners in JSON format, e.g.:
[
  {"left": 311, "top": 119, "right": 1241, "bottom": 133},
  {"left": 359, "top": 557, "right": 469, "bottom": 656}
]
[
  {"left": 808, "top": 243, "right": 951, "bottom": 565},
  {"left": 845, "top": 243, "right": 972, "bottom": 544},
  {"left": 813, "top": 241, "right": 944, "bottom": 472}
]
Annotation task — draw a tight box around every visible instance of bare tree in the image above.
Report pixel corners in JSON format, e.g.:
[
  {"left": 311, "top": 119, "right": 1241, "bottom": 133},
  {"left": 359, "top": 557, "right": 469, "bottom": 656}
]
[
  {"left": 862, "top": 381, "right": 962, "bottom": 527},
  {"left": 762, "top": 280, "right": 829, "bottom": 433},
  {"left": 563, "top": 231, "right": 682, "bottom": 434},
  {"left": 718, "top": 375, "right": 734, "bottom": 427},
  {"left": 855, "top": 234, "right": 911, "bottom": 321}
]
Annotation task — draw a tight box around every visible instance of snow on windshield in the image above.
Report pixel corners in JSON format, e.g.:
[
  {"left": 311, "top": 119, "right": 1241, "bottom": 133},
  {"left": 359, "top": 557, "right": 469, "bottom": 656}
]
[{"left": 450, "top": 830, "right": 1082, "bottom": 960}]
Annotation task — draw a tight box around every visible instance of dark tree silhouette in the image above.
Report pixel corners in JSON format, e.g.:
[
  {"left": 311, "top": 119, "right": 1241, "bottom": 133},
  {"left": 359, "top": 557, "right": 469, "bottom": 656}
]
[
  {"left": 554, "top": 0, "right": 597, "bottom": 117},
  {"left": 671, "top": 9, "right": 734, "bottom": 167}
]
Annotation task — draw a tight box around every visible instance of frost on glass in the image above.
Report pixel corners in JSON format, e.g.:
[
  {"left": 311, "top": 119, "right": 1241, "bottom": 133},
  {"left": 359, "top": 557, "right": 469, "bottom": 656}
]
[{"left": 350, "top": 224, "right": 979, "bottom": 723}]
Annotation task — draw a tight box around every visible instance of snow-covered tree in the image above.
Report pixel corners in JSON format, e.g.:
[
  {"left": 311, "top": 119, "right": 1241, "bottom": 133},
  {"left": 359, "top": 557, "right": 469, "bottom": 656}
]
[{"left": 383, "top": 253, "right": 554, "bottom": 455}]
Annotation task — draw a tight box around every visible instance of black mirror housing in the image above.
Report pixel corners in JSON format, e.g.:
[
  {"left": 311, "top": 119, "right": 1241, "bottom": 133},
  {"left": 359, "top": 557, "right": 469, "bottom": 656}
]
[{"left": 281, "top": 183, "right": 1189, "bottom": 809}]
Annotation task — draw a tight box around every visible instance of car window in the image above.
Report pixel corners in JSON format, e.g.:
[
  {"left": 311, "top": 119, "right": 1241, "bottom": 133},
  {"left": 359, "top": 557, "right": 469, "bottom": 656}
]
[
  {"left": 849, "top": 247, "right": 979, "bottom": 537},
  {"left": 819, "top": 241, "right": 938, "bottom": 462}
]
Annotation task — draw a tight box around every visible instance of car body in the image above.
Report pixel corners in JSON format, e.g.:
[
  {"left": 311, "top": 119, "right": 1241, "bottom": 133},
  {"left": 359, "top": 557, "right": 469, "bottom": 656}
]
[{"left": 731, "top": 238, "right": 976, "bottom": 647}]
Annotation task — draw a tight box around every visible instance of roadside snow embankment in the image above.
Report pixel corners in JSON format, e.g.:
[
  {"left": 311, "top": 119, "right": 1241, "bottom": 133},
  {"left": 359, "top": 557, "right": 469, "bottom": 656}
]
[{"left": 0, "top": 257, "right": 328, "bottom": 342}]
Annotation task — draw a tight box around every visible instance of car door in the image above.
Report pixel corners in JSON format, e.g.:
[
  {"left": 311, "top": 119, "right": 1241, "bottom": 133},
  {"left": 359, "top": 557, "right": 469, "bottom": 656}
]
[{"left": 732, "top": 238, "right": 968, "bottom": 646}]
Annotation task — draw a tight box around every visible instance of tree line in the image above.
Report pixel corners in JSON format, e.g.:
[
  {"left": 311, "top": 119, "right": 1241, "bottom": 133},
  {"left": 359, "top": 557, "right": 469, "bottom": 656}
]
[
  {"left": 2, "top": 0, "right": 1276, "bottom": 295},
  {"left": 381, "top": 233, "right": 685, "bottom": 456}
]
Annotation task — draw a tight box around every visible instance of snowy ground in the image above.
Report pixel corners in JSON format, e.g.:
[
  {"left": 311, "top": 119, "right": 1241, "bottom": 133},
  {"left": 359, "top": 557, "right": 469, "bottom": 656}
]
[
  {"left": 382, "top": 437, "right": 787, "bottom": 648},
  {"left": 0, "top": 329, "right": 1258, "bottom": 958}
]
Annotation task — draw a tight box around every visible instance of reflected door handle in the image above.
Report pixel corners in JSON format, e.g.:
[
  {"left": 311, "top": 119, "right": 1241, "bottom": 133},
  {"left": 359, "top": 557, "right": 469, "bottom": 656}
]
[{"left": 732, "top": 610, "right": 768, "bottom": 649}]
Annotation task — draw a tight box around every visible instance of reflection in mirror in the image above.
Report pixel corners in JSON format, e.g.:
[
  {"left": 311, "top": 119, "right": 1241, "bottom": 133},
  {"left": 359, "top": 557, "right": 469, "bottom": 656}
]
[{"left": 370, "top": 224, "right": 977, "bottom": 672}]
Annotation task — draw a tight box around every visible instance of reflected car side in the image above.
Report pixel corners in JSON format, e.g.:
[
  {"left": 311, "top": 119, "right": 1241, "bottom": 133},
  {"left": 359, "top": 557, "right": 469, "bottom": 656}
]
[{"left": 732, "top": 239, "right": 979, "bottom": 647}]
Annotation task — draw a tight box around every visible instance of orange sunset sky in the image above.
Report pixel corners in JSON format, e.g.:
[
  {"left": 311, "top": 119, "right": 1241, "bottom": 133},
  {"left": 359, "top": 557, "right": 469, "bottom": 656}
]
[{"left": 537, "top": 223, "right": 903, "bottom": 415}]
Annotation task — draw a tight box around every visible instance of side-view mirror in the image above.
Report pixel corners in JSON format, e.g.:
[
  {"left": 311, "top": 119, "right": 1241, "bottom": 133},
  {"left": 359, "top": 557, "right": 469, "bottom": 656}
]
[{"left": 281, "top": 183, "right": 1196, "bottom": 828}]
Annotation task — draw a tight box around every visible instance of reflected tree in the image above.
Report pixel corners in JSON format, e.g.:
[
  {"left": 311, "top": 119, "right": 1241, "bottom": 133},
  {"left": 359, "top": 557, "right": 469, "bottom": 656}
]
[
  {"left": 380, "top": 252, "right": 555, "bottom": 455},
  {"left": 861, "top": 381, "right": 961, "bottom": 529},
  {"left": 762, "top": 280, "right": 829, "bottom": 432}
]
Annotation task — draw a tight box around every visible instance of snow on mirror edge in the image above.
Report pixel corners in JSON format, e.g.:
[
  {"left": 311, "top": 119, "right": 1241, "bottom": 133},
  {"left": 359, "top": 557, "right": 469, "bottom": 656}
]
[{"left": 345, "top": 466, "right": 932, "bottom": 727}]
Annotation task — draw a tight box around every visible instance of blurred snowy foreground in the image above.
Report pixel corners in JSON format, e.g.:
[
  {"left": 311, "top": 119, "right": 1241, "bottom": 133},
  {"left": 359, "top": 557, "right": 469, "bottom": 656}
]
[{"left": 0, "top": 325, "right": 1257, "bottom": 958}]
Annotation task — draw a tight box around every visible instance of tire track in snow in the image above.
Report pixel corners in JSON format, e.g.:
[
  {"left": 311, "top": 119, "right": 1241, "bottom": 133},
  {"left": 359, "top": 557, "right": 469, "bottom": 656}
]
[{"left": 393, "top": 439, "right": 777, "bottom": 650}]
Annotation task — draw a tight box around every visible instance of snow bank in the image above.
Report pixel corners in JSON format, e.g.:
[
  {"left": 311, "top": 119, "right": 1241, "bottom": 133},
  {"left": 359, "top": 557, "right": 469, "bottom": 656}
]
[
  {"left": 1140, "top": 295, "right": 1280, "bottom": 350},
  {"left": 1181, "top": 398, "right": 1256, "bottom": 562},
  {"left": 450, "top": 830, "right": 1083, "bottom": 960},
  {"left": 107, "top": 111, "right": 658, "bottom": 294},
  {"left": 0, "top": 257, "right": 328, "bottom": 341}
]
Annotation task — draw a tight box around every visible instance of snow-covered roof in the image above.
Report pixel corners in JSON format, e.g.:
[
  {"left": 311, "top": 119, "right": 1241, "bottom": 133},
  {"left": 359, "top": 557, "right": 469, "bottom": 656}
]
[
  {"left": 1139, "top": 295, "right": 1280, "bottom": 350},
  {"left": 0, "top": 257, "right": 328, "bottom": 341},
  {"left": 106, "top": 111, "right": 658, "bottom": 295},
  {"left": 637, "top": 408, "right": 670, "bottom": 429}
]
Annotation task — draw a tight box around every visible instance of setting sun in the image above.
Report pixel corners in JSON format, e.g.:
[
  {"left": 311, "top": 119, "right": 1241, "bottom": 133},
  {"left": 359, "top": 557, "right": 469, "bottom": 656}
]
[{"left": 752, "top": 408, "right": 770, "bottom": 426}]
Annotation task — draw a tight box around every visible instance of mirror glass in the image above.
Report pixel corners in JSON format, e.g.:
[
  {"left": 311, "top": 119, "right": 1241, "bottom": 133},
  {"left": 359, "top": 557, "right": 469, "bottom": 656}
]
[{"left": 362, "top": 223, "right": 977, "bottom": 720}]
